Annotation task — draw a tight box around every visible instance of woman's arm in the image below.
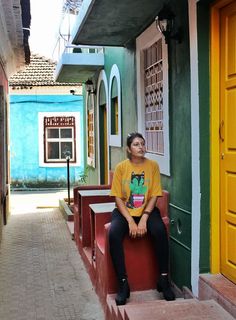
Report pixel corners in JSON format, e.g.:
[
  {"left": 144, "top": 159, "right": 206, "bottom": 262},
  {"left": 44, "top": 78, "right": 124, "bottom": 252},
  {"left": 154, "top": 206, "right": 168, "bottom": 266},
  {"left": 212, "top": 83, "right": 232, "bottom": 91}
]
[
  {"left": 115, "top": 197, "right": 138, "bottom": 238},
  {"left": 143, "top": 196, "right": 157, "bottom": 213},
  {"left": 137, "top": 196, "right": 157, "bottom": 236}
]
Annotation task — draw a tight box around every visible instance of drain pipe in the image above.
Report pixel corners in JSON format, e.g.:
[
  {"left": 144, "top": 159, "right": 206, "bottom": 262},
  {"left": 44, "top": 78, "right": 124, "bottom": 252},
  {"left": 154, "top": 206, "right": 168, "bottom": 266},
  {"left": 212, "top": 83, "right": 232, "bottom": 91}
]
[{"left": 65, "top": 152, "right": 71, "bottom": 206}]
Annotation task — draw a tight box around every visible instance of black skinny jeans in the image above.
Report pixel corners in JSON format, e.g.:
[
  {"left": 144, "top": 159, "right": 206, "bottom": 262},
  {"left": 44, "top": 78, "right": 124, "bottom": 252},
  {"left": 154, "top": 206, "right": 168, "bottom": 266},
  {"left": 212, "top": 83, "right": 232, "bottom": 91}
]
[{"left": 109, "top": 207, "right": 169, "bottom": 281}]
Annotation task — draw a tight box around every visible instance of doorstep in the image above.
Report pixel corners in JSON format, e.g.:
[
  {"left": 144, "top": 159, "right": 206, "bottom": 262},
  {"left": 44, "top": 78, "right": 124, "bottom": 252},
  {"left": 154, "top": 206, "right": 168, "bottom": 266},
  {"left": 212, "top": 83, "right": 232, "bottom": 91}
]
[{"left": 199, "top": 273, "right": 236, "bottom": 318}]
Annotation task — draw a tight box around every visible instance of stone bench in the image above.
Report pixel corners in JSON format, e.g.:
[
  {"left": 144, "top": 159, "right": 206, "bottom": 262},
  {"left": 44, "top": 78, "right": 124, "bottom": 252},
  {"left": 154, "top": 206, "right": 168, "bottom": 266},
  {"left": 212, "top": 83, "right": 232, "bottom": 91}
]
[{"left": 94, "top": 191, "right": 170, "bottom": 306}]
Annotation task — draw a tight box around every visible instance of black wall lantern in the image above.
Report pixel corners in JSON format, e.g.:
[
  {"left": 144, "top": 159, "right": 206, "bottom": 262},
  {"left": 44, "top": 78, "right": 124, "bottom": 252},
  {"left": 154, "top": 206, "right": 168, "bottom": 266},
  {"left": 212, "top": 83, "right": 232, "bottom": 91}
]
[
  {"left": 85, "top": 79, "right": 96, "bottom": 95},
  {"left": 155, "top": 5, "right": 181, "bottom": 44}
]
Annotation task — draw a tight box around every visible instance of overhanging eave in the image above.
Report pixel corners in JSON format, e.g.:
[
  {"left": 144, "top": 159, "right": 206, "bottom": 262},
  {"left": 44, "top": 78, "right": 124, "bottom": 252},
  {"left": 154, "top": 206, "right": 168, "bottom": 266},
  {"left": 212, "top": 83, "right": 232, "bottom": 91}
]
[{"left": 72, "top": 0, "right": 162, "bottom": 46}]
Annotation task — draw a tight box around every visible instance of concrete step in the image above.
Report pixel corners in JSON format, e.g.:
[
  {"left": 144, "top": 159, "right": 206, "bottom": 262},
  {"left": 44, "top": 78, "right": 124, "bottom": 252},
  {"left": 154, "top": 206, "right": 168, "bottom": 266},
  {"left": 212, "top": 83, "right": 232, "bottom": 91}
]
[
  {"left": 122, "top": 299, "right": 235, "bottom": 320},
  {"left": 106, "top": 290, "right": 235, "bottom": 320},
  {"left": 199, "top": 274, "right": 236, "bottom": 319},
  {"left": 59, "top": 198, "right": 74, "bottom": 221},
  {"left": 106, "top": 290, "right": 184, "bottom": 320}
]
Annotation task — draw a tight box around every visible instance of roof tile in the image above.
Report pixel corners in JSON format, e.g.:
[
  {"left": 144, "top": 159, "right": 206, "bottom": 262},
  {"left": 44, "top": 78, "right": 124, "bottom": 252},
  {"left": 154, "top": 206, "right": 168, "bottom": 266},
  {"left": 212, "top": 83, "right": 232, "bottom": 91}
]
[{"left": 9, "top": 54, "right": 81, "bottom": 87}]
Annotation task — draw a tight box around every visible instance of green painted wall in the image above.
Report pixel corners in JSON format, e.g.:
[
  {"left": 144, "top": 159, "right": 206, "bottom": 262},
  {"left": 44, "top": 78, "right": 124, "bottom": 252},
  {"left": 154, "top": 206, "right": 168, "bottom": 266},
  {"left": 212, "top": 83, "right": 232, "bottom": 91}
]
[
  {"left": 197, "top": 0, "right": 211, "bottom": 274},
  {"left": 84, "top": 46, "right": 137, "bottom": 185},
  {"left": 104, "top": 46, "right": 137, "bottom": 171},
  {"left": 161, "top": 0, "right": 192, "bottom": 289}
]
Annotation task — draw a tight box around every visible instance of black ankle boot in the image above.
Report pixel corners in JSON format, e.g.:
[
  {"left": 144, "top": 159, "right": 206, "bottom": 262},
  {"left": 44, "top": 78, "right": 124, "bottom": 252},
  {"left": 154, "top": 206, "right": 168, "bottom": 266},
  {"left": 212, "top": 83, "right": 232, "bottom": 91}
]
[
  {"left": 157, "top": 275, "right": 175, "bottom": 301},
  {"left": 115, "top": 278, "right": 130, "bottom": 306}
]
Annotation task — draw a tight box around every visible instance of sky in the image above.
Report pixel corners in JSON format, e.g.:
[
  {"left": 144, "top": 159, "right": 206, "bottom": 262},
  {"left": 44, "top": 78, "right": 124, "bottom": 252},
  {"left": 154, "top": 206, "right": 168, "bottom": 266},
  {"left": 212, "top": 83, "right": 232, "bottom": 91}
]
[{"left": 29, "top": 0, "right": 64, "bottom": 60}]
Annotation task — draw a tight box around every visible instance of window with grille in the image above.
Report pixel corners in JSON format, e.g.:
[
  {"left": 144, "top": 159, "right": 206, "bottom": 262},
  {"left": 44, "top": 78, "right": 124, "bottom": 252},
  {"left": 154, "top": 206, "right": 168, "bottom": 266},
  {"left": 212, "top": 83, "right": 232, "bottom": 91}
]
[
  {"left": 136, "top": 22, "right": 170, "bottom": 175},
  {"left": 86, "top": 91, "right": 95, "bottom": 167},
  {"left": 144, "top": 39, "right": 164, "bottom": 155},
  {"left": 87, "top": 107, "right": 95, "bottom": 166},
  {"left": 44, "top": 116, "right": 76, "bottom": 163}
]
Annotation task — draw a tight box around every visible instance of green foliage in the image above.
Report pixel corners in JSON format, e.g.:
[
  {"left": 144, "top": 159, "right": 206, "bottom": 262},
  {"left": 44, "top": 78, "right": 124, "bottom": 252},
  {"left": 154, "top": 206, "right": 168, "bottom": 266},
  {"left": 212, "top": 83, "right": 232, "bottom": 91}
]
[{"left": 76, "top": 165, "right": 94, "bottom": 185}]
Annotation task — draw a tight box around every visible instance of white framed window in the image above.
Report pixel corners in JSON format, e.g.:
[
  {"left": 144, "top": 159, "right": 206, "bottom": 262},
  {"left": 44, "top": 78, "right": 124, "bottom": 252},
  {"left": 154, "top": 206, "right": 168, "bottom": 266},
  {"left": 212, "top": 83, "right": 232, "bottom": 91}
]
[
  {"left": 44, "top": 116, "right": 76, "bottom": 163},
  {"left": 109, "top": 64, "right": 122, "bottom": 147},
  {"left": 38, "top": 112, "right": 81, "bottom": 167},
  {"left": 136, "top": 21, "right": 170, "bottom": 176}
]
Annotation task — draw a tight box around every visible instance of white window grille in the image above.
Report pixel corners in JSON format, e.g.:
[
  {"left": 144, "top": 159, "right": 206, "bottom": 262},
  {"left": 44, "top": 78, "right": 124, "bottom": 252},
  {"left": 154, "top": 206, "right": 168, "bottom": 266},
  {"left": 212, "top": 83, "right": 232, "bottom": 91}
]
[
  {"left": 144, "top": 39, "right": 164, "bottom": 155},
  {"left": 87, "top": 96, "right": 95, "bottom": 167},
  {"left": 136, "top": 21, "right": 170, "bottom": 175}
]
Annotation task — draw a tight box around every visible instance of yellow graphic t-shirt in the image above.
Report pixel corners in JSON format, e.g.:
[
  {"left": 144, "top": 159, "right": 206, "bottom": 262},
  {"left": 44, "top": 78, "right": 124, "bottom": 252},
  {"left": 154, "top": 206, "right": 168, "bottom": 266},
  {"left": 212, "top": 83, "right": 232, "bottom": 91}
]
[{"left": 110, "top": 158, "right": 162, "bottom": 217}]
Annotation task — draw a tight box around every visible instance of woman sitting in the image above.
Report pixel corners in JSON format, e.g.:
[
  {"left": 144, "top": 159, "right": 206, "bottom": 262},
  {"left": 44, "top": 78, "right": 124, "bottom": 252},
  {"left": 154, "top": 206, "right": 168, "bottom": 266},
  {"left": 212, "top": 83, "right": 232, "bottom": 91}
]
[{"left": 109, "top": 132, "right": 175, "bottom": 305}]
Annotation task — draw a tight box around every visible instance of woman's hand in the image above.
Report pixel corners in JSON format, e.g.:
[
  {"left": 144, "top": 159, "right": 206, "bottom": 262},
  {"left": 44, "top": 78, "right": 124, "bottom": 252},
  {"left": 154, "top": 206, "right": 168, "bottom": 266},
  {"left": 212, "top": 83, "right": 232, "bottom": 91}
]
[
  {"left": 137, "top": 215, "right": 148, "bottom": 237},
  {"left": 128, "top": 218, "right": 138, "bottom": 238}
]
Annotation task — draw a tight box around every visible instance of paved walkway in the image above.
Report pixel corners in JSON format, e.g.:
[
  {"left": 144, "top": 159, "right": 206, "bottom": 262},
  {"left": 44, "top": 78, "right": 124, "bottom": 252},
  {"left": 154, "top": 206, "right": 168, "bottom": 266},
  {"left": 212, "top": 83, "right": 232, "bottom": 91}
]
[{"left": 0, "top": 191, "right": 105, "bottom": 320}]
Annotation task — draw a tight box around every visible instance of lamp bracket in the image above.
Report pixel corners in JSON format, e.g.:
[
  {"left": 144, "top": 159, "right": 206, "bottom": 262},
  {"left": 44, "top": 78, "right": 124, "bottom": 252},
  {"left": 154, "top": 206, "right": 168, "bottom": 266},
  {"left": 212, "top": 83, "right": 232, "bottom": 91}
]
[{"left": 155, "top": 5, "right": 182, "bottom": 44}]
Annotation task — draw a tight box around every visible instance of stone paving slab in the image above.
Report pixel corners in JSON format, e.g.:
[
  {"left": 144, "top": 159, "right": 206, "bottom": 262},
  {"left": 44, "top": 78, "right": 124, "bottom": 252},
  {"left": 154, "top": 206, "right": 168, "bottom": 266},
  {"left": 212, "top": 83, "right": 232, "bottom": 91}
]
[{"left": 0, "top": 193, "right": 104, "bottom": 320}]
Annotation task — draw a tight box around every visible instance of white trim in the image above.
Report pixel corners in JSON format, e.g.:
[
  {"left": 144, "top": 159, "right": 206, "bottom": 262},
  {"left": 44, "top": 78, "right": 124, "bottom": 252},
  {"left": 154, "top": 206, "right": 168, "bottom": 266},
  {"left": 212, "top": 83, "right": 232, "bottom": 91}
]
[
  {"left": 38, "top": 112, "right": 81, "bottom": 167},
  {"left": 96, "top": 70, "right": 110, "bottom": 183},
  {"left": 189, "top": 0, "right": 201, "bottom": 297},
  {"left": 109, "top": 64, "right": 122, "bottom": 147},
  {"left": 136, "top": 21, "right": 170, "bottom": 175}
]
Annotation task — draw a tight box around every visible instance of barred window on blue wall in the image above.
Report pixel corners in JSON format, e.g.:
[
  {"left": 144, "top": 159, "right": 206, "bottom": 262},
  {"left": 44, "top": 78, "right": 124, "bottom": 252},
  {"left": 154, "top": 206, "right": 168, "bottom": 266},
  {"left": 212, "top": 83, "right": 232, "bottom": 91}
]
[{"left": 44, "top": 116, "right": 76, "bottom": 163}]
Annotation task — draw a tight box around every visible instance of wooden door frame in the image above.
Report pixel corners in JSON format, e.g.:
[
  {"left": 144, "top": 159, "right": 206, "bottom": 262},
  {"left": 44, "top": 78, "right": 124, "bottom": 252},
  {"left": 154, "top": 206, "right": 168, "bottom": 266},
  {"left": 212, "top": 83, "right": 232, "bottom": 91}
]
[{"left": 210, "top": 0, "right": 234, "bottom": 273}]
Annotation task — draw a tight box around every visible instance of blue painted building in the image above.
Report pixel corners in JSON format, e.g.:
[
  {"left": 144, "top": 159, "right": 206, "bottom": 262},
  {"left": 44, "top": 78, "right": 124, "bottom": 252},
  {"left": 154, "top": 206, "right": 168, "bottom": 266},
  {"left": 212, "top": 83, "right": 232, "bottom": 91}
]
[{"left": 9, "top": 55, "right": 84, "bottom": 188}]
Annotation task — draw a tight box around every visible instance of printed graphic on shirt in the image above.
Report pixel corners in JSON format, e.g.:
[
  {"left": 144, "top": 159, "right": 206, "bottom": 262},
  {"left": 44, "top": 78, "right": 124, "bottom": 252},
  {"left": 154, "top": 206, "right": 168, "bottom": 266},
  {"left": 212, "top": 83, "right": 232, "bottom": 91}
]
[{"left": 126, "top": 171, "right": 147, "bottom": 209}]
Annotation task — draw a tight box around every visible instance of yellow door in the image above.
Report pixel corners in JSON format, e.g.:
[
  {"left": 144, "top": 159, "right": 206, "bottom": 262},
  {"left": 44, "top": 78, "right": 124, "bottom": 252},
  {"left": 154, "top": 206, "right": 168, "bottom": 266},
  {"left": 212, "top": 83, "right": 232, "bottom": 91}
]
[{"left": 220, "top": 1, "right": 236, "bottom": 284}]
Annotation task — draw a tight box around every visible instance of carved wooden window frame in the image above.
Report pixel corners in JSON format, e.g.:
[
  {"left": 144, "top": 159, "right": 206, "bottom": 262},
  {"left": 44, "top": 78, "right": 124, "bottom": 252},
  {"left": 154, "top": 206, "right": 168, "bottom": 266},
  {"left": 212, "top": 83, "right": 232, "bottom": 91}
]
[
  {"left": 86, "top": 94, "right": 95, "bottom": 167},
  {"left": 43, "top": 116, "right": 76, "bottom": 163}
]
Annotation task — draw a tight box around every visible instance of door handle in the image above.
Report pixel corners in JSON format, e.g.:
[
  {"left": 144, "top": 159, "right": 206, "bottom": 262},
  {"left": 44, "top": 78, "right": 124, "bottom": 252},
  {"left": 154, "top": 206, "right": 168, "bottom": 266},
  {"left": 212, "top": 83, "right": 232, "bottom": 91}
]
[{"left": 219, "top": 120, "right": 224, "bottom": 142}]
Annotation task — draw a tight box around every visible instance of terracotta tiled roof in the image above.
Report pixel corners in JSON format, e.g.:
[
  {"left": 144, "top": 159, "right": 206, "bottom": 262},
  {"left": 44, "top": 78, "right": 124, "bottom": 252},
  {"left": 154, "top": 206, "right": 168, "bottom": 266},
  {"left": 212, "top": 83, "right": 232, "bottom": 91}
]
[{"left": 9, "top": 54, "right": 81, "bottom": 87}]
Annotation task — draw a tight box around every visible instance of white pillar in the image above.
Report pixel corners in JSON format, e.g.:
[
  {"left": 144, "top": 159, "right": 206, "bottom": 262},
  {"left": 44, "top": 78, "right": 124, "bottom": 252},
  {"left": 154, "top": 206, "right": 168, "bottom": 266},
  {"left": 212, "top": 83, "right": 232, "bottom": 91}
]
[{"left": 188, "top": 0, "right": 201, "bottom": 297}]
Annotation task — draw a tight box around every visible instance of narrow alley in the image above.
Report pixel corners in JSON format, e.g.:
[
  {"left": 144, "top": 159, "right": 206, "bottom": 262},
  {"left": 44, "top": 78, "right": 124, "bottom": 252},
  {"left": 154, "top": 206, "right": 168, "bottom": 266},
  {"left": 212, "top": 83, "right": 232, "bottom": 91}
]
[
  {"left": 1, "top": 0, "right": 236, "bottom": 319},
  {"left": 0, "top": 191, "right": 104, "bottom": 320}
]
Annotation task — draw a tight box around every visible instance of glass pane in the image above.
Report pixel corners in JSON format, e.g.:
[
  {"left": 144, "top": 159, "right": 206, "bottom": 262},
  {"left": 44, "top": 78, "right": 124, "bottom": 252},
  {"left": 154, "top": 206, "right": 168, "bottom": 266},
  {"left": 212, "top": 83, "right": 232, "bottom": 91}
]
[
  {"left": 48, "top": 142, "right": 59, "bottom": 159},
  {"left": 61, "top": 128, "right": 72, "bottom": 138},
  {"left": 61, "top": 142, "right": 73, "bottom": 159},
  {"left": 47, "top": 128, "right": 59, "bottom": 138}
]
